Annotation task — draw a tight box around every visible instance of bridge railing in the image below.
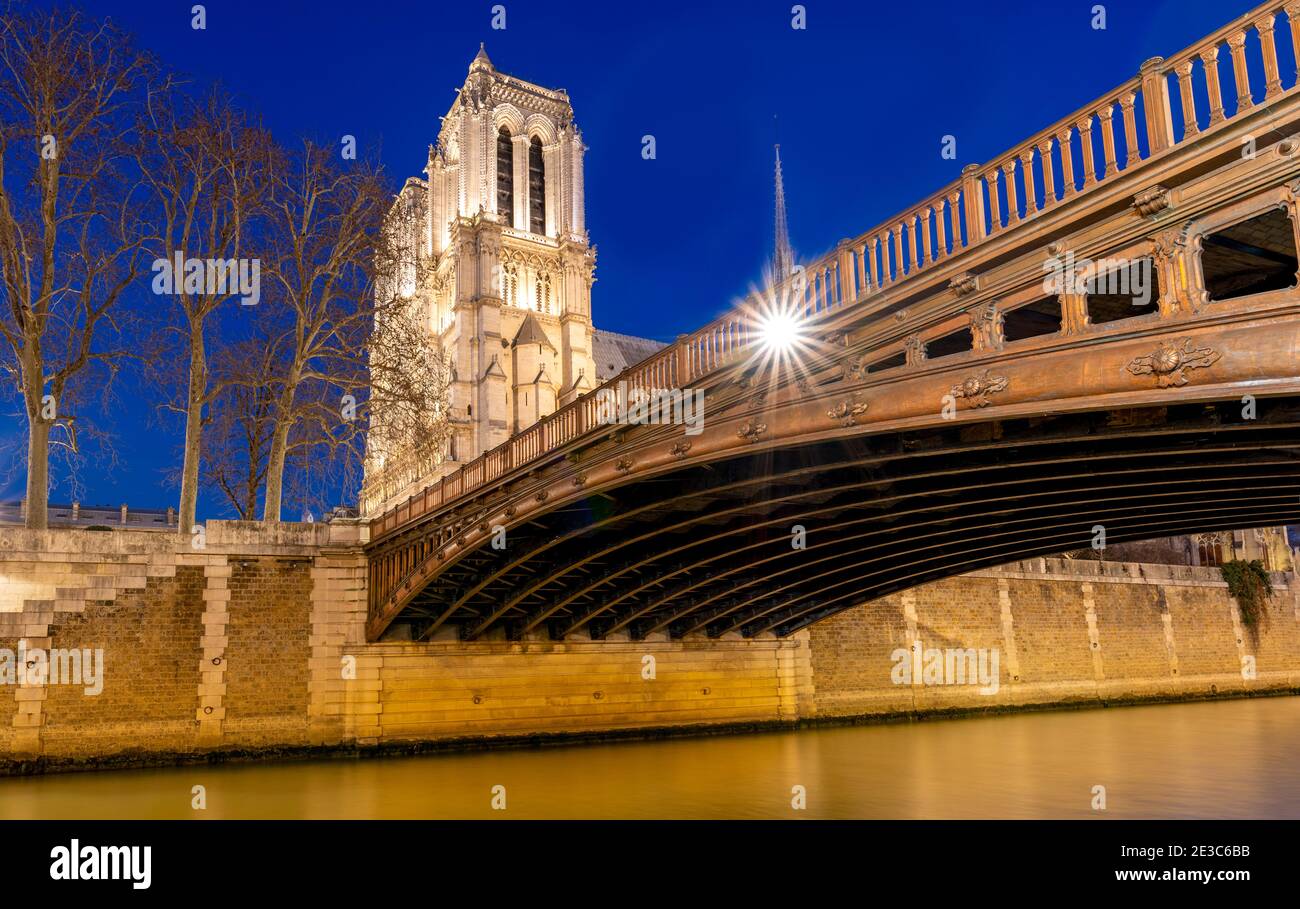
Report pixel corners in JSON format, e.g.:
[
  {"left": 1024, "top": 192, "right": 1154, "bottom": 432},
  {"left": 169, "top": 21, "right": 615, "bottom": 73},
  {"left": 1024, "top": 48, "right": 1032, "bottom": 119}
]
[
  {"left": 368, "top": 0, "right": 1300, "bottom": 542},
  {"left": 797, "top": 1, "right": 1300, "bottom": 312}
]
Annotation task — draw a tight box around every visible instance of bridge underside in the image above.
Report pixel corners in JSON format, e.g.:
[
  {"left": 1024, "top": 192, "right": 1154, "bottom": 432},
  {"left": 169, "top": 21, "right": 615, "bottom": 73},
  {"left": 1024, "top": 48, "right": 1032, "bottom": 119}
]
[{"left": 382, "top": 396, "right": 1300, "bottom": 642}]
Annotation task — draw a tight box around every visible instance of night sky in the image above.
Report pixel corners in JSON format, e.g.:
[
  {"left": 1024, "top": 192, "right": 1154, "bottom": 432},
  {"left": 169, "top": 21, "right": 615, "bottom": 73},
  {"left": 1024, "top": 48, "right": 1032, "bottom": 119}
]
[{"left": 13, "top": 0, "right": 1256, "bottom": 518}]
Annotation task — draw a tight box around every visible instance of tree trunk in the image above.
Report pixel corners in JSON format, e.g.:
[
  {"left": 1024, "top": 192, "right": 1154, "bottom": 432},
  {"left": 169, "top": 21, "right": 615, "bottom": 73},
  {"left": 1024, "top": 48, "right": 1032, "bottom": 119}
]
[
  {"left": 177, "top": 327, "right": 206, "bottom": 536},
  {"left": 24, "top": 410, "right": 50, "bottom": 530},
  {"left": 261, "top": 376, "right": 298, "bottom": 523}
]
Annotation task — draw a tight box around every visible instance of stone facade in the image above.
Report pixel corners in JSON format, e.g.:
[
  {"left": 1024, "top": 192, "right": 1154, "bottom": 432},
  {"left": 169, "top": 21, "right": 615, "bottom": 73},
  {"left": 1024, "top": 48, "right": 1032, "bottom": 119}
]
[
  {"left": 361, "top": 49, "right": 663, "bottom": 517},
  {"left": 1, "top": 524, "right": 1299, "bottom": 772}
]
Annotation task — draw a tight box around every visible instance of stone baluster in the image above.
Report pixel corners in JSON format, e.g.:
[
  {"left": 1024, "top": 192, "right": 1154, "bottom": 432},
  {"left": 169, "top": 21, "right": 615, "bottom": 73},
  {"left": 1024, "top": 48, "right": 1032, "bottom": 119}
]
[
  {"left": 1287, "top": 3, "right": 1300, "bottom": 83},
  {"left": 1098, "top": 104, "right": 1118, "bottom": 177},
  {"left": 1175, "top": 61, "right": 1199, "bottom": 137},
  {"left": 946, "top": 190, "right": 963, "bottom": 249},
  {"left": 985, "top": 167, "right": 1002, "bottom": 232},
  {"left": 1077, "top": 117, "right": 1097, "bottom": 189},
  {"left": 1057, "top": 127, "right": 1077, "bottom": 197},
  {"left": 1199, "top": 46, "right": 1226, "bottom": 125},
  {"left": 1120, "top": 93, "right": 1141, "bottom": 165},
  {"left": 1256, "top": 14, "right": 1284, "bottom": 100},
  {"left": 1003, "top": 160, "right": 1021, "bottom": 224},
  {"left": 893, "top": 225, "right": 905, "bottom": 279},
  {"left": 1227, "top": 32, "right": 1253, "bottom": 112},
  {"left": 867, "top": 237, "right": 881, "bottom": 289},
  {"left": 1019, "top": 151, "right": 1038, "bottom": 214},
  {"left": 1037, "top": 139, "right": 1057, "bottom": 206}
]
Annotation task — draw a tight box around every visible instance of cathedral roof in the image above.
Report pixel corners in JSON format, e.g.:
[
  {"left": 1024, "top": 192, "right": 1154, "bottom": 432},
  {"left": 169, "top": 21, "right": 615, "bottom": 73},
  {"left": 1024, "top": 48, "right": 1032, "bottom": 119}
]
[
  {"left": 593, "top": 329, "right": 667, "bottom": 381},
  {"left": 511, "top": 313, "right": 556, "bottom": 351}
]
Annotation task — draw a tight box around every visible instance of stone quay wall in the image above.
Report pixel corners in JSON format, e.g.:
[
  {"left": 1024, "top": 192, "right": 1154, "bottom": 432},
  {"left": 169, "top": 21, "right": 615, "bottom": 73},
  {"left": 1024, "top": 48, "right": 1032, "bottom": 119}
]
[{"left": 0, "top": 522, "right": 1296, "bottom": 773}]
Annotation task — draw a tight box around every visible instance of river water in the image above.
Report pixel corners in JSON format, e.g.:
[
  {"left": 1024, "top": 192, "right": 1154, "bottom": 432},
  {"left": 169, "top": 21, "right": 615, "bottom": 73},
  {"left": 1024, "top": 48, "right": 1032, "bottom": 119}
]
[{"left": 2, "top": 696, "right": 1298, "bottom": 819}]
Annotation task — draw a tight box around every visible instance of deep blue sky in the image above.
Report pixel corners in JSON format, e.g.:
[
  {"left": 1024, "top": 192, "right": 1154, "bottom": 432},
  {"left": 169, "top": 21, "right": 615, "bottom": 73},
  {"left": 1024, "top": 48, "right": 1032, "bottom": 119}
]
[{"left": 25, "top": 0, "right": 1257, "bottom": 517}]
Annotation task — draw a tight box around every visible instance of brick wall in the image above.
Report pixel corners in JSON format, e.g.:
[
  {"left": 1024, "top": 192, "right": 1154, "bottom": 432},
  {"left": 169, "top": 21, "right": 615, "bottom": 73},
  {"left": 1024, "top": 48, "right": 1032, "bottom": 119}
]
[
  {"left": 3, "top": 527, "right": 1300, "bottom": 773},
  {"left": 344, "top": 637, "right": 810, "bottom": 744},
  {"left": 808, "top": 559, "right": 1300, "bottom": 718},
  {"left": 40, "top": 568, "right": 205, "bottom": 759},
  {"left": 222, "top": 557, "right": 312, "bottom": 747}
]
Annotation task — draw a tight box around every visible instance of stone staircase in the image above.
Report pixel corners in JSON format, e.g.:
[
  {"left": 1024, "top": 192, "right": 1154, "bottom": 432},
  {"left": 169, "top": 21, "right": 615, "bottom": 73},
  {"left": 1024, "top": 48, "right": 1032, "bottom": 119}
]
[{"left": 0, "top": 535, "right": 181, "bottom": 640}]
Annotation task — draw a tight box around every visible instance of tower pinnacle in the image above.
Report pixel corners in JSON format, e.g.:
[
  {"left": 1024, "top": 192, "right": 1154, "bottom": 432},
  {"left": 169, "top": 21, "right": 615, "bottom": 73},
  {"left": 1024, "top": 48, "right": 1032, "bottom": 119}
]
[{"left": 773, "top": 144, "right": 794, "bottom": 286}]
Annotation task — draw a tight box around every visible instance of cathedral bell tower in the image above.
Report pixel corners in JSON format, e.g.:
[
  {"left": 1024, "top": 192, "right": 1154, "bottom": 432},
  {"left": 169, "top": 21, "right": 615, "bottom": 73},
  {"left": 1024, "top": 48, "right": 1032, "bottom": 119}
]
[
  {"left": 362, "top": 46, "right": 635, "bottom": 518},
  {"left": 425, "top": 45, "right": 597, "bottom": 466}
]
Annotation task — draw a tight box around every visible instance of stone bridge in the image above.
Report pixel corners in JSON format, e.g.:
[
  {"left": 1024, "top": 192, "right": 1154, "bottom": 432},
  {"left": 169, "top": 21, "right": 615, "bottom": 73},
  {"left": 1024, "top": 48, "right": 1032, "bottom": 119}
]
[{"left": 366, "top": 0, "right": 1300, "bottom": 643}]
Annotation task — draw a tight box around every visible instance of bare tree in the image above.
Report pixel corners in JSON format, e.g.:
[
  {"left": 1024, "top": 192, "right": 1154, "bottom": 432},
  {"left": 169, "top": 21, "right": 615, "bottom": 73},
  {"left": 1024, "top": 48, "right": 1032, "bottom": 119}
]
[
  {"left": 203, "top": 331, "right": 277, "bottom": 518},
  {"left": 258, "top": 142, "right": 452, "bottom": 521},
  {"left": 256, "top": 140, "right": 385, "bottom": 520},
  {"left": 357, "top": 180, "right": 455, "bottom": 517},
  {"left": 0, "top": 7, "right": 154, "bottom": 529},
  {"left": 135, "top": 83, "right": 273, "bottom": 534}
]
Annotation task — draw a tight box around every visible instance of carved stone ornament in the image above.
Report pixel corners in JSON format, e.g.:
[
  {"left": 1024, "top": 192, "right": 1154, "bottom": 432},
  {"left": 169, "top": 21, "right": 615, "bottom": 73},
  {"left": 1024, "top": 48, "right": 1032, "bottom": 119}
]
[
  {"left": 572, "top": 473, "right": 588, "bottom": 488},
  {"left": 827, "top": 395, "right": 870, "bottom": 427},
  {"left": 1133, "top": 185, "right": 1173, "bottom": 217},
  {"left": 615, "top": 458, "right": 634, "bottom": 474},
  {"left": 670, "top": 441, "right": 692, "bottom": 460},
  {"left": 504, "top": 505, "right": 517, "bottom": 518},
  {"left": 950, "top": 273, "right": 980, "bottom": 297},
  {"left": 949, "top": 370, "right": 1009, "bottom": 407},
  {"left": 535, "top": 489, "right": 549, "bottom": 503},
  {"left": 1150, "top": 226, "right": 1188, "bottom": 259},
  {"left": 1125, "top": 338, "right": 1221, "bottom": 387},
  {"left": 970, "top": 302, "right": 1005, "bottom": 351},
  {"left": 737, "top": 420, "right": 768, "bottom": 443},
  {"left": 904, "top": 334, "right": 927, "bottom": 366}
]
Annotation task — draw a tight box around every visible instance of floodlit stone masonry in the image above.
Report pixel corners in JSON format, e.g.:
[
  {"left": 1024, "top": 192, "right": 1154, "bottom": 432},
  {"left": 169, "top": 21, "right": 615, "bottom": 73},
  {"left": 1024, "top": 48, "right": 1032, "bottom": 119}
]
[{"left": 0, "top": 523, "right": 1297, "bottom": 772}]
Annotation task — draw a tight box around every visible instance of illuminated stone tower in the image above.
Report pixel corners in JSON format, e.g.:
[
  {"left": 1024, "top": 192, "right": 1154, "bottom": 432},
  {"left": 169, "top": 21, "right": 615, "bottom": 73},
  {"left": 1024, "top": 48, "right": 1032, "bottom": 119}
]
[{"left": 362, "top": 47, "right": 662, "bottom": 517}]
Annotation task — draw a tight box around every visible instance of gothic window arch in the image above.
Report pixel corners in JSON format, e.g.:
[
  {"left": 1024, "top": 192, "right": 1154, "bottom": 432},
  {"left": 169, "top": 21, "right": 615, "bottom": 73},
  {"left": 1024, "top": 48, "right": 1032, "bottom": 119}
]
[
  {"left": 502, "top": 264, "right": 518, "bottom": 307},
  {"left": 535, "top": 273, "right": 552, "bottom": 313},
  {"left": 528, "top": 135, "right": 546, "bottom": 235},
  {"left": 497, "top": 127, "right": 515, "bottom": 227},
  {"left": 1195, "top": 532, "right": 1227, "bottom": 567}
]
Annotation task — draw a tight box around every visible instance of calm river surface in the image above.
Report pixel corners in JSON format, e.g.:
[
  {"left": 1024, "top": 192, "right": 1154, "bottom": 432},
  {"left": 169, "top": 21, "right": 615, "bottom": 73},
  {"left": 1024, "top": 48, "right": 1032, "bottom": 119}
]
[{"left": 3, "top": 697, "right": 1298, "bottom": 819}]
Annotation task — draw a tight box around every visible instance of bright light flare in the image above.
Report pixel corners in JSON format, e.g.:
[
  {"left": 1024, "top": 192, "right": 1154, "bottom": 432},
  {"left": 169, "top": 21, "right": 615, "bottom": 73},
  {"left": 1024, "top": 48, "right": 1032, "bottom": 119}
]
[{"left": 757, "top": 309, "right": 803, "bottom": 352}]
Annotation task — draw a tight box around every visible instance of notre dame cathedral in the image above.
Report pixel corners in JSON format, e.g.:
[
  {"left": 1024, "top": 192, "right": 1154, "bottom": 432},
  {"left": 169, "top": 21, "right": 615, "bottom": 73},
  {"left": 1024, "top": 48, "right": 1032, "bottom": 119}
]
[{"left": 361, "top": 46, "right": 663, "bottom": 517}]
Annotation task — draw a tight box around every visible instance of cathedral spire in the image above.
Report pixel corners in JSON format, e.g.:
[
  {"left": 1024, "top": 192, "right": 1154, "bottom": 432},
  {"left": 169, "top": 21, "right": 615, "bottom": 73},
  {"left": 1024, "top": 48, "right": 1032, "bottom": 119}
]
[{"left": 773, "top": 144, "right": 794, "bottom": 286}]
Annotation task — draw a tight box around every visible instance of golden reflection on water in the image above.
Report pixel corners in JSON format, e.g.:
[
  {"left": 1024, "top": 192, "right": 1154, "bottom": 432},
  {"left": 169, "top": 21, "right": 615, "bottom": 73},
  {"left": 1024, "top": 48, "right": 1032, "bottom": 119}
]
[{"left": 2, "top": 697, "right": 1298, "bottom": 819}]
